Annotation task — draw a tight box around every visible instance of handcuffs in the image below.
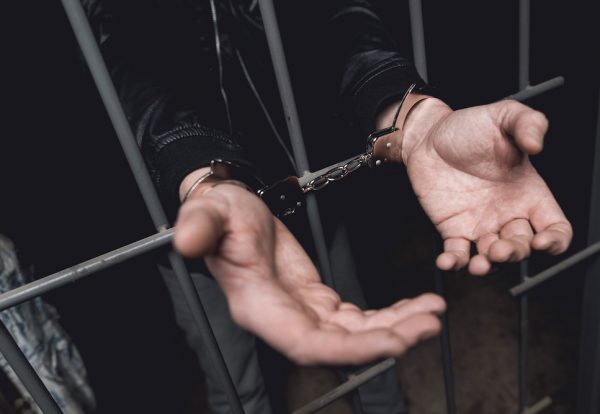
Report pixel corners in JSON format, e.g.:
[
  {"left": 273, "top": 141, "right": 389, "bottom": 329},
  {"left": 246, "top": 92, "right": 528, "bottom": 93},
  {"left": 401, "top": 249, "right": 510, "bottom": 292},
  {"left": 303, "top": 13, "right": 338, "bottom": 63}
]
[{"left": 184, "top": 84, "right": 429, "bottom": 217}]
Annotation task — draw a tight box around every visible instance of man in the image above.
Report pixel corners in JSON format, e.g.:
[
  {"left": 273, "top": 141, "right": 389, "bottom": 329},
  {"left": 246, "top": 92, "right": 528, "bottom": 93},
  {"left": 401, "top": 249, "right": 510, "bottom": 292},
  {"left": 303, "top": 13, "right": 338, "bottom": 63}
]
[{"left": 83, "top": 0, "right": 572, "bottom": 412}]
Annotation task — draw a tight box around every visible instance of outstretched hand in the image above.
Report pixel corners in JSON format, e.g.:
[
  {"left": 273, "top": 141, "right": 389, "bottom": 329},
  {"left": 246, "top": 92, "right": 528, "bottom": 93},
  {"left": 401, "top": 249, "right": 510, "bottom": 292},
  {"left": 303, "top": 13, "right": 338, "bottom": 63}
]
[
  {"left": 174, "top": 181, "right": 445, "bottom": 365},
  {"left": 382, "top": 98, "right": 572, "bottom": 275}
]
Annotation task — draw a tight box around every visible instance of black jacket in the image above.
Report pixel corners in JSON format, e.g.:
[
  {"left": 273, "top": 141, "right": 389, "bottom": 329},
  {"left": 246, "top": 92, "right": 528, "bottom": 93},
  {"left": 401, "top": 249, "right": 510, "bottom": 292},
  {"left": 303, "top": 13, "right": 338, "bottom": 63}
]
[{"left": 82, "top": 0, "right": 428, "bottom": 217}]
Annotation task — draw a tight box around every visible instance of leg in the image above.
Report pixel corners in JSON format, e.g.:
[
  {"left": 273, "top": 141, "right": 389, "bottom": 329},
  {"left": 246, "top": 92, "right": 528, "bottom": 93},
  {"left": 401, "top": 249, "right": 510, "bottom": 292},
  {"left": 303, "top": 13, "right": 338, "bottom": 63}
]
[
  {"left": 329, "top": 223, "right": 409, "bottom": 414},
  {"left": 158, "top": 264, "right": 272, "bottom": 414}
]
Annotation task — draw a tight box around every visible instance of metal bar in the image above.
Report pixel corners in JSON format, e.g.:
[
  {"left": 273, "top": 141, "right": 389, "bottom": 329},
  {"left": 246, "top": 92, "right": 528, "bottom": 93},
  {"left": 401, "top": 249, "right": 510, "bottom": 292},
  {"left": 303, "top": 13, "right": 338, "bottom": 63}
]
[
  {"left": 519, "top": 0, "right": 530, "bottom": 89},
  {"left": 408, "top": 0, "right": 428, "bottom": 82},
  {"left": 257, "top": 0, "right": 334, "bottom": 287},
  {"left": 505, "top": 77, "right": 564, "bottom": 101},
  {"left": 435, "top": 267, "right": 456, "bottom": 414},
  {"left": 0, "top": 322, "right": 62, "bottom": 414},
  {"left": 509, "top": 241, "right": 600, "bottom": 297},
  {"left": 59, "top": 0, "right": 168, "bottom": 231},
  {"left": 59, "top": 2, "right": 245, "bottom": 412},
  {"left": 518, "top": 261, "right": 529, "bottom": 412},
  {"left": 515, "top": 3, "right": 535, "bottom": 407},
  {"left": 576, "top": 90, "right": 600, "bottom": 414},
  {"left": 290, "top": 358, "right": 396, "bottom": 414},
  {"left": 0, "top": 230, "right": 174, "bottom": 312},
  {"left": 522, "top": 396, "right": 552, "bottom": 414}
]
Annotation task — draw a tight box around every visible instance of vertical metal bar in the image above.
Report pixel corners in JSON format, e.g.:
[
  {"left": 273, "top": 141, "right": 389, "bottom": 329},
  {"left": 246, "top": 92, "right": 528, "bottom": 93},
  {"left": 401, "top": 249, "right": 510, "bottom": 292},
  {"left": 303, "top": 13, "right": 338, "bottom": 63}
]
[
  {"left": 518, "top": 261, "right": 529, "bottom": 413},
  {"left": 256, "top": 0, "right": 334, "bottom": 287},
  {"left": 518, "top": 3, "right": 530, "bottom": 410},
  {"left": 58, "top": 2, "right": 244, "bottom": 413},
  {"left": 59, "top": 0, "right": 168, "bottom": 231},
  {"left": 410, "top": 3, "right": 454, "bottom": 407},
  {"left": 408, "top": 0, "right": 428, "bottom": 82},
  {"left": 576, "top": 90, "right": 600, "bottom": 414},
  {"left": 434, "top": 267, "right": 456, "bottom": 414},
  {"left": 0, "top": 322, "right": 62, "bottom": 414},
  {"left": 519, "top": 0, "right": 530, "bottom": 90}
]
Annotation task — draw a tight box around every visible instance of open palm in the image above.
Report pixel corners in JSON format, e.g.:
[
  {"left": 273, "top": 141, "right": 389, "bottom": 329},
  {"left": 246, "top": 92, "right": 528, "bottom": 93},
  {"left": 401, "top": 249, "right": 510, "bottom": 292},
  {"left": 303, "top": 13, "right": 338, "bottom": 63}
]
[
  {"left": 405, "top": 99, "right": 572, "bottom": 274},
  {"left": 175, "top": 183, "right": 445, "bottom": 365}
]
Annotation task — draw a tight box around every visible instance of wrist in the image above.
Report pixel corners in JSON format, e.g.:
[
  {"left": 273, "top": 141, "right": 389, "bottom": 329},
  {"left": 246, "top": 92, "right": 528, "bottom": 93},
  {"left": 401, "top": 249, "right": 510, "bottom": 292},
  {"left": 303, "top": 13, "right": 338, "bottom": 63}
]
[
  {"left": 179, "top": 167, "right": 217, "bottom": 202},
  {"left": 401, "top": 98, "right": 452, "bottom": 163},
  {"left": 179, "top": 160, "right": 264, "bottom": 202},
  {"left": 374, "top": 96, "right": 451, "bottom": 164}
]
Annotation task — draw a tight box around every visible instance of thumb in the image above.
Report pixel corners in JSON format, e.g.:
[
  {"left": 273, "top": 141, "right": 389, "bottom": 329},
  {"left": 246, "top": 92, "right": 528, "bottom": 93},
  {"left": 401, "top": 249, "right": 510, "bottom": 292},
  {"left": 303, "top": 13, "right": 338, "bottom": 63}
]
[
  {"left": 173, "top": 195, "right": 227, "bottom": 258},
  {"left": 496, "top": 99, "right": 549, "bottom": 155}
]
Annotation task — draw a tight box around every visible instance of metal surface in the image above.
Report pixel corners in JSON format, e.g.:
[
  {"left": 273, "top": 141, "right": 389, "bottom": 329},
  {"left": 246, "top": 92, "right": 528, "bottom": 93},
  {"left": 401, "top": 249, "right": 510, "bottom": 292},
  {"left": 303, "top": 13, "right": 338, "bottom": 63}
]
[
  {"left": 518, "top": 261, "right": 529, "bottom": 413},
  {"left": 435, "top": 267, "right": 457, "bottom": 414},
  {"left": 408, "top": 0, "right": 428, "bottom": 82},
  {"left": 576, "top": 90, "right": 600, "bottom": 414},
  {"left": 0, "top": 230, "right": 174, "bottom": 312},
  {"left": 300, "top": 154, "right": 371, "bottom": 193},
  {"left": 509, "top": 241, "right": 600, "bottom": 297},
  {"left": 523, "top": 396, "right": 553, "bottom": 414},
  {"left": 257, "top": 0, "right": 334, "bottom": 287},
  {"left": 59, "top": 0, "right": 168, "bottom": 231},
  {"left": 0, "top": 322, "right": 62, "bottom": 414},
  {"left": 290, "top": 358, "right": 396, "bottom": 414},
  {"left": 506, "top": 77, "right": 564, "bottom": 101},
  {"left": 519, "top": 0, "right": 530, "bottom": 89},
  {"left": 59, "top": 1, "right": 244, "bottom": 412}
]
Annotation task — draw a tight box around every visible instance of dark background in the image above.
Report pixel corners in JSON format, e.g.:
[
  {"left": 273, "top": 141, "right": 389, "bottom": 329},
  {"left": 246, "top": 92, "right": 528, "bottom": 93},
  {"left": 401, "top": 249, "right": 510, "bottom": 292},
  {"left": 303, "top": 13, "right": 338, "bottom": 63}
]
[{"left": 1, "top": 0, "right": 598, "bottom": 413}]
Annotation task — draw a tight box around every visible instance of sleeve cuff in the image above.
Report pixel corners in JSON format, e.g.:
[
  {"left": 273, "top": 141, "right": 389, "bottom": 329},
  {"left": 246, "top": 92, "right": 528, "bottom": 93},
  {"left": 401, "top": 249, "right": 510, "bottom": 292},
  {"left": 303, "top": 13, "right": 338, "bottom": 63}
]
[
  {"left": 152, "top": 135, "right": 259, "bottom": 215},
  {"left": 343, "top": 50, "right": 431, "bottom": 133}
]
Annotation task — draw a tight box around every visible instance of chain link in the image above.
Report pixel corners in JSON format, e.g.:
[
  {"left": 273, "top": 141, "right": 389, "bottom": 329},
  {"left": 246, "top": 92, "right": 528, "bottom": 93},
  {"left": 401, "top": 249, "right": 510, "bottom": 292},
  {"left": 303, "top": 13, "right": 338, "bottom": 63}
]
[{"left": 302, "top": 153, "right": 372, "bottom": 193}]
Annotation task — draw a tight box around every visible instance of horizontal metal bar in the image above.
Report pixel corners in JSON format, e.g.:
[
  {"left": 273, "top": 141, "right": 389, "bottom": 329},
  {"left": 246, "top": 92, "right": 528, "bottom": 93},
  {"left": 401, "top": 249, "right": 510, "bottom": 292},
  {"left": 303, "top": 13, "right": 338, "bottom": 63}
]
[
  {"left": 505, "top": 76, "right": 564, "bottom": 101},
  {"left": 0, "top": 229, "right": 174, "bottom": 311},
  {"left": 522, "top": 396, "right": 552, "bottom": 414},
  {"left": 510, "top": 240, "right": 600, "bottom": 297},
  {"left": 290, "top": 358, "right": 395, "bottom": 414}
]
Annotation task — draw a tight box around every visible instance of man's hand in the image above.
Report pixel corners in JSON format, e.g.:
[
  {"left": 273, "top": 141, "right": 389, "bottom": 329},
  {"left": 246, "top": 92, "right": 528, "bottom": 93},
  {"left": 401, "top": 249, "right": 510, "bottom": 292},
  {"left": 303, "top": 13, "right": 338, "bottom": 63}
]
[
  {"left": 174, "top": 179, "right": 445, "bottom": 365},
  {"left": 378, "top": 98, "right": 573, "bottom": 275}
]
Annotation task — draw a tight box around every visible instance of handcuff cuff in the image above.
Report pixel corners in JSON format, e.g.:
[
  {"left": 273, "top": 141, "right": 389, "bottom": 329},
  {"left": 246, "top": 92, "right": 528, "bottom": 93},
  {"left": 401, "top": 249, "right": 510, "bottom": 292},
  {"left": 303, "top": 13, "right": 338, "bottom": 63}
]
[{"left": 183, "top": 84, "right": 429, "bottom": 217}]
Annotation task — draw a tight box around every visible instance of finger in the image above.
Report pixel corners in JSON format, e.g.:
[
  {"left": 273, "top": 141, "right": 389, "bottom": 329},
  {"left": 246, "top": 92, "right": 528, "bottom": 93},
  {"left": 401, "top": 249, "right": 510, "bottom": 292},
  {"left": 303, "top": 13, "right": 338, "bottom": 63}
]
[
  {"left": 496, "top": 100, "right": 549, "bottom": 155},
  {"left": 295, "top": 314, "right": 442, "bottom": 365},
  {"left": 476, "top": 233, "right": 499, "bottom": 257},
  {"left": 532, "top": 222, "right": 573, "bottom": 255},
  {"left": 468, "top": 254, "right": 492, "bottom": 276},
  {"left": 436, "top": 238, "right": 471, "bottom": 271},
  {"left": 362, "top": 293, "right": 446, "bottom": 330},
  {"left": 273, "top": 219, "right": 321, "bottom": 286},
  {"left": 488, "top": 218, "right": 533, "bottom": 262},
  {"left": 330, "top": 294, "right": 444, "bottom": 331},
  {"left": 174, "top": 196, "right": 227, "bottom": 257},
  {"left": 530, "top": 198, "right": 573, "bottom": 255}
]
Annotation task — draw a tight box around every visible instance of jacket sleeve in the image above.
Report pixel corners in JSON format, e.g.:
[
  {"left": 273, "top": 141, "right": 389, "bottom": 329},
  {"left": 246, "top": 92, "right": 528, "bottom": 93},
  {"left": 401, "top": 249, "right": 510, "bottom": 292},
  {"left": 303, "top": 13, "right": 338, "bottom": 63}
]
[
  {"left": 325, "top": 0, "right": 430, "bottom": 134},
  {"left": 81, "top": 0, "right": 256, "bottom": 216}
]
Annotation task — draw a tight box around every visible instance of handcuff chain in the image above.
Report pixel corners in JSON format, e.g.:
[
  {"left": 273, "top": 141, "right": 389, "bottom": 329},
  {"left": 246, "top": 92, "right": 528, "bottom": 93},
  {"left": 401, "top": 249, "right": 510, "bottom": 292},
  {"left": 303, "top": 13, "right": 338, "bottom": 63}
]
[{"left": 301, "top": 153, "right": 372, "bottom": 193}]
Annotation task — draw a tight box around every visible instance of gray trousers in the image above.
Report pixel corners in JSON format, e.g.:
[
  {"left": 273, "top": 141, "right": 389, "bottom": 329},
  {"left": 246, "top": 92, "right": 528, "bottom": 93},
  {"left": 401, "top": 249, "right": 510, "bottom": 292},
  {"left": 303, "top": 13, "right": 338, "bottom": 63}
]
[{"left": 159, "top": 223, "right": 408, "bottom": 414}]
